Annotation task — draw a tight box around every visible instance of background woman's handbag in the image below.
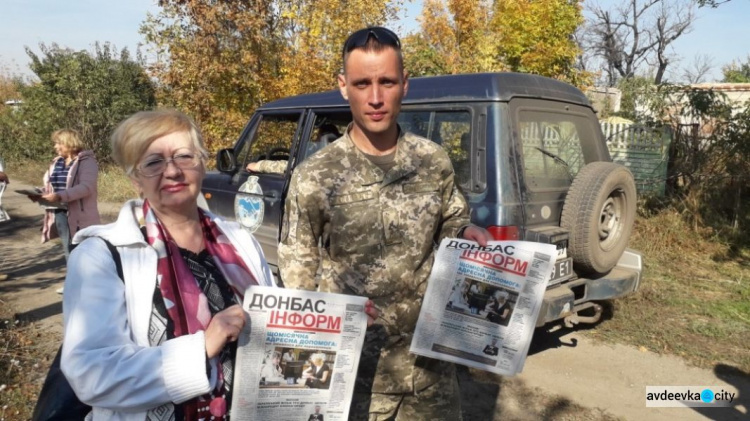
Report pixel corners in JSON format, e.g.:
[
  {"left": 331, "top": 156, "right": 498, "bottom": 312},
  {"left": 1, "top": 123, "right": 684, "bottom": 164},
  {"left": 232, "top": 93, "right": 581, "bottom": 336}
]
[{"left": 31, "top": 239, "right": 122, "bottom": 420}]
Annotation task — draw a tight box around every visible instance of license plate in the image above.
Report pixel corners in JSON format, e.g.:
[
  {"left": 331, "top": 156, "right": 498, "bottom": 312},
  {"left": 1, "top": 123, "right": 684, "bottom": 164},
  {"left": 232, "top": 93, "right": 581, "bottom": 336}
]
[{"left": 549, "top": 257, "right": 573, "bottom": 285}]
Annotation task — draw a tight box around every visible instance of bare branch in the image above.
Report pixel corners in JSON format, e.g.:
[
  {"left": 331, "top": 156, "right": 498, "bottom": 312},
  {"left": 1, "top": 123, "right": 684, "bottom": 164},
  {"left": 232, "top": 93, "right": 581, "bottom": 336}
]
[
  {"left": 681, "top": 54, "right": 714, "bottom": 83},
  {"left": 584, "top": 0, "right": 696, "bottom": 86}
]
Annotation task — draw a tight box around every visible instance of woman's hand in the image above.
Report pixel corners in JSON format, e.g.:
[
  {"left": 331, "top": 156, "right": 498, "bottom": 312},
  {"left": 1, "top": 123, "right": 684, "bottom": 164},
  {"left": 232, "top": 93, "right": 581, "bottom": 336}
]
[
  {"left": 364, "top": 300, "right": 379, "bottom": 327},
  {"left": 204, "top": 304, "right": 246, "bottom": 359},
  {"left": 41, "top": 192, "right": 61, "bottom": 203}
]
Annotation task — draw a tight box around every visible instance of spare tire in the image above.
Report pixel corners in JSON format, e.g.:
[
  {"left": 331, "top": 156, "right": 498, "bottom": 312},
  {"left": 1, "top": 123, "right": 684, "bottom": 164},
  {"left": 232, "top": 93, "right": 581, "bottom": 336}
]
[{"left": 561, "top": 162, "right": 637, "bottom": 275}]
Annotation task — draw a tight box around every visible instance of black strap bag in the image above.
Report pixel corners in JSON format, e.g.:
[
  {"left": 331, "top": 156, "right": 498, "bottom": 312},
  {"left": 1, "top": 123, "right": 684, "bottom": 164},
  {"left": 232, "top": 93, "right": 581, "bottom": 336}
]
[{"left": 32, "top": 240, "right": 122, "bottom": 421}]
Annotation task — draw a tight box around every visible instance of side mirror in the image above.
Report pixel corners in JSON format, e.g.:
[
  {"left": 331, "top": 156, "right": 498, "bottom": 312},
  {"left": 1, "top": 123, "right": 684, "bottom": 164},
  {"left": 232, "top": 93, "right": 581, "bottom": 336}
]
[{"left": 216, "top": 148, "right": 237, "bottom": 173}]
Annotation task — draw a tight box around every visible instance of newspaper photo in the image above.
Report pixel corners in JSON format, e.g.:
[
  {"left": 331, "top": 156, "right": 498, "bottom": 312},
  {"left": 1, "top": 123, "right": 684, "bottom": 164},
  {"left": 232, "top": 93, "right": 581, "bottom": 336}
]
[
  {"left": 231, "top": 286, "right": 368, "bottom": 421},
  {"left": 410, "top": 238, "right": 558, "bottom": 376}
]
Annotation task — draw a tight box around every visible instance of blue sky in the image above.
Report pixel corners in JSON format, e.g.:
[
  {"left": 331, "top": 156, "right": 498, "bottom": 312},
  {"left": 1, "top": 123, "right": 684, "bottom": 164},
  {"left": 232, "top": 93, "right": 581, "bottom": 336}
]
[{"left": 1, "top": 0, "right": 748, "bottom": 83}]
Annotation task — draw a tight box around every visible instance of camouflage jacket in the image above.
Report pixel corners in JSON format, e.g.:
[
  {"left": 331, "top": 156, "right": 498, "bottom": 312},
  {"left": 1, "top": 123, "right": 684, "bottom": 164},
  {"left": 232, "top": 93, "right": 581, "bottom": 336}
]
[
  {"left": 254, "top": 159, "right": 287, "bottom": 174},
  {"left": 279, "top": 127, "right": 470, "bottom": 394}
]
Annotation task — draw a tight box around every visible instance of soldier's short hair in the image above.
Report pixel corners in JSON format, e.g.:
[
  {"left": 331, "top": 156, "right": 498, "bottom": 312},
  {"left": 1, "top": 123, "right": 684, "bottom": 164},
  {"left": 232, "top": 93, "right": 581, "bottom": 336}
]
[
  {"left": 341, "top": 26, "right": 403, "bottom": 73},
  {"left": 111, "top": 109, "right": 208, "bottom": 176}
]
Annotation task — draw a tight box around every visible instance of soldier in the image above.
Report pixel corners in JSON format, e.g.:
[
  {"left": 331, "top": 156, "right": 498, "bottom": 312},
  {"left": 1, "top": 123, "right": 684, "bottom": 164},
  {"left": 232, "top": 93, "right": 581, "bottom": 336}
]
[{"left": 279, "top": 26, "right": 491, "bottom": 420}]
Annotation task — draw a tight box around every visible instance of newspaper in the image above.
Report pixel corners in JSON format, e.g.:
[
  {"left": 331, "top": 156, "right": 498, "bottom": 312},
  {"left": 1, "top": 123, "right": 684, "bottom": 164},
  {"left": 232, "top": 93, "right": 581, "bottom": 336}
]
[
  {"left": 232, "top": 286, "right": 368, "bottom": 421},
  {"left": 0, "top": 182, "right": 9, "bottom": 222},
  {"left": 14, "top": 188, "right": 67, "bottom": 210},
  {"left": 410, "top": 238, "right": 558, "bottom": 376}
]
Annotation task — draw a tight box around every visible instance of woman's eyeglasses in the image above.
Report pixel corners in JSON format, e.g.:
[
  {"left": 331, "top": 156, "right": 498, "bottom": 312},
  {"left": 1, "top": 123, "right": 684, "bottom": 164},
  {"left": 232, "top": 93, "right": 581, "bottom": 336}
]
[
  {"left": 137, "top": 151, "right": 201, "bottom": 177},
  {"left": 342, "top": 27, "right": 401, "bottom": 56}
]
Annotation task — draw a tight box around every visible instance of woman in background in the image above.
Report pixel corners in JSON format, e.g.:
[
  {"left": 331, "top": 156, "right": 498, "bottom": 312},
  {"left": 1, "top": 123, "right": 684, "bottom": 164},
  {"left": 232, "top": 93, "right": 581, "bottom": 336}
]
[
  {"left": 31, "top": 130, "right": 100, "bottom": 254},
  {"left": 32, "top": 129, "right": 101, "bottom": 293}
]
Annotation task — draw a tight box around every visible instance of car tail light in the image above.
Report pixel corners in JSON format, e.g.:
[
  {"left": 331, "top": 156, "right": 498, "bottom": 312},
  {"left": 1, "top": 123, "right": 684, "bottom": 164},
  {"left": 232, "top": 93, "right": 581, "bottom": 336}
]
[{"left": 487, "top": 225, "right": 519, "bottom": 241}]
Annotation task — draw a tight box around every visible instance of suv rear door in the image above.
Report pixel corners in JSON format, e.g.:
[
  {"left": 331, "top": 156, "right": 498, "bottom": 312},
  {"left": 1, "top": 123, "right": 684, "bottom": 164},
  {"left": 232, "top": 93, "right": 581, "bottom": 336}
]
[{"left": 509, "top": 99, "right": 609, "bottom": 229}]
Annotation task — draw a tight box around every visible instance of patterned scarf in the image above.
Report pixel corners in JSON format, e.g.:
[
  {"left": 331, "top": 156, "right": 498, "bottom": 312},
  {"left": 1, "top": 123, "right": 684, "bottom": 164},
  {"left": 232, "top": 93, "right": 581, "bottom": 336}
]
[{"left": 142, "top": 200, "right": 258, "bottom": 420}]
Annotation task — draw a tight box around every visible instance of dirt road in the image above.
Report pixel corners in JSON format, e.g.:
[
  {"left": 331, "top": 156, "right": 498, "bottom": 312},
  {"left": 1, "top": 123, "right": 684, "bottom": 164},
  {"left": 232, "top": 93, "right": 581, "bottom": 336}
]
[{"left": 1, "top": 181, "right": 747, "bottom": 420}]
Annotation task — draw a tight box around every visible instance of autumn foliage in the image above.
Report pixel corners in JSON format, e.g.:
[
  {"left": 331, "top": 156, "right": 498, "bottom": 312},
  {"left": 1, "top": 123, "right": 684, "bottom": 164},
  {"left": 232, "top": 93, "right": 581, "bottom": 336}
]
[
  {"left": 141, "top": 0, "right": 398, "bottom": 152},
  {"left": 404, "top": 0, "right": 587, "bottom": 85},
  {"left": 140, "top": 1, "right": 586, "bottom": 152}
]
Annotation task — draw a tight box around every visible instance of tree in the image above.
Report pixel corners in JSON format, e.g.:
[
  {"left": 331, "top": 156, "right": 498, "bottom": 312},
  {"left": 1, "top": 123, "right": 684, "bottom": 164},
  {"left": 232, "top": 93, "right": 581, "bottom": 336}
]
[
  {"left": 722, "top": 56, "right": 750, "bottom": 83},
  {"left": 681, "top": 54, "right": 713, "bottom": 84},
  {"left": 0, "top": 43, "right": 156, "bottom": 162},
  {"left": 492, "top": 0, "right": 587, "bottom": 84},
  {"left": 0, "top": 66, "right": 22, "bottom": 104},
  {"left": 582, "top": 0, "right": 695, "bottom": 86},
  {"left": 141, "top": 0, "right": 396, "bottom": 153},
  {"left": 696, "top": 0, "right": 732, "bottom": 6},
  {"left": 405, "top": 0, "right": 586, "bottom": 84}
]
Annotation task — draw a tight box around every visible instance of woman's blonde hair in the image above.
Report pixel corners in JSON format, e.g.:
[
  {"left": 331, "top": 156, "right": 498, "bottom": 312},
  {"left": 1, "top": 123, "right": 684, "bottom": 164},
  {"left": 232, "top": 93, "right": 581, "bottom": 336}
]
[
  {"left": 52, "top": 129, "right": 85, "bottom": 153},
  {"left": 110, "top": 109, "right": 208, "bottom": 175}
]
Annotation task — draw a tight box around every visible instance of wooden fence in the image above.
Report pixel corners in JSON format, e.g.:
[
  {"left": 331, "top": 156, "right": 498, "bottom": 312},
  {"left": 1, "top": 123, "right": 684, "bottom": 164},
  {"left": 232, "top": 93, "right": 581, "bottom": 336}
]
[{"left": 601, "top": 122, "right": 672, "bottom": 196}]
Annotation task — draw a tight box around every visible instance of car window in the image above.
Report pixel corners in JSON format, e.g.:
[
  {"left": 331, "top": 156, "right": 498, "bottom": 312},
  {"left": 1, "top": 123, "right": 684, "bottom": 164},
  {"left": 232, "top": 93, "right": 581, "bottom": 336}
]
[
  {"left": 237, "top": 113, "right": 302, "bottom": 173},
  {"left": 399, "top": 110, "right": 472, "bottom": 192},
  {"left": 303, "top": 113, "right": 349, "bottom": 160},
  {"left": 517, "top": 110, "right": 591, "bottom": 190}
]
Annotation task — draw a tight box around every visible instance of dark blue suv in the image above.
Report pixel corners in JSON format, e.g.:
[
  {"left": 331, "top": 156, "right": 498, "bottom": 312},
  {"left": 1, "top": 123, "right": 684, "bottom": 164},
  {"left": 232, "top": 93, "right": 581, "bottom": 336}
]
[{"left": 201, "top": 72, "right": 642, "bottom": 327}]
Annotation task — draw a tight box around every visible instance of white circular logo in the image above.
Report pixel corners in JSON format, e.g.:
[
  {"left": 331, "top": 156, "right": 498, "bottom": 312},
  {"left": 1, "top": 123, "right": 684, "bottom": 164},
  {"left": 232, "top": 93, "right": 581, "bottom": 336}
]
[
  {"left": 235, "top": 176, "right": 264, "bottom": 233},
  {"left": 541, "top": 205, "right": 551, "bottom": 220}
]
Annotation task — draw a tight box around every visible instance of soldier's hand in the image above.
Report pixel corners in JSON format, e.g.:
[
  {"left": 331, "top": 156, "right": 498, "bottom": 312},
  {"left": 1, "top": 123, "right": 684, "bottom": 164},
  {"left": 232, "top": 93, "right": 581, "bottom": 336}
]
[
  {"left": 461, "top": 225, "right": 492, "bottom": 247},
  {"left": 205, "top": 304, "right": 246, "bottom": 358},
  {"left": 246, "top": 162, "right": 260, "bottom": 172},
  {"left": 364, "top": 300, "right": 379, "bottom": 327}
]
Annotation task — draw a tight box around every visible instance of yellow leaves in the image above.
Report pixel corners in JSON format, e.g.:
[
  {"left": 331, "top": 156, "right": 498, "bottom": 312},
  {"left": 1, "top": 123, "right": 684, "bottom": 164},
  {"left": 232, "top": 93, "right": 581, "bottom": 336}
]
[
  {"left": 142, "top": 0, "right": 396, "bottom": 152},
  {"left": 492, "top": 0, "right": 586, "bottom": 84},
  {"left": 411, "top": 0, "right": 587, "bottom": 84}
]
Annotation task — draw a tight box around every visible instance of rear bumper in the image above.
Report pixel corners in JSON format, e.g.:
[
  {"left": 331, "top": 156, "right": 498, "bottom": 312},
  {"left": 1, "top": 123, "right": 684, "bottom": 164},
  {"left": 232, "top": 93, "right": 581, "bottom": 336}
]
[{"left": 536, "top": 249, "right": 643, "bottom": 326}]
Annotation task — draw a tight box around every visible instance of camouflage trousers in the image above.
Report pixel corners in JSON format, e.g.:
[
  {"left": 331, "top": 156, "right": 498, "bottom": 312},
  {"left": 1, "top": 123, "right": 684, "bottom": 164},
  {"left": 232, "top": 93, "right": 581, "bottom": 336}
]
[{"left": 349, "top": 368, "right": 462, "bottom": 421}]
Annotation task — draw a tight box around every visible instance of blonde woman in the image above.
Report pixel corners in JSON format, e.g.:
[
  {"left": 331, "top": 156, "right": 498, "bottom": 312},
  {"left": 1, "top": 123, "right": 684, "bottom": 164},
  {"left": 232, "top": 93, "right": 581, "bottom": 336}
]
[
  {"left": 61, "top": 110, "right": 275, "bottom": 419},
  {"left": 33, "top": 129, "right": 101, "bottom": 266},
  {"left": 303, "top": 353, "right": 331, "bottom": 389}
]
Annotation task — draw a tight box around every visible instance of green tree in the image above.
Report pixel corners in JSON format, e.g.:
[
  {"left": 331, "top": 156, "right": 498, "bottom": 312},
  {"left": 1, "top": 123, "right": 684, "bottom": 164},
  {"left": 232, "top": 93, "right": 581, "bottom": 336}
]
[
  {"left": 615, "top": 76, "right": 658, "bottom": 121},
  {"left": 0, "top": 43, "right": 156, "bottom": 162},
  {"left": 722, "top": 57, "right": 750, "bottom": 83}
]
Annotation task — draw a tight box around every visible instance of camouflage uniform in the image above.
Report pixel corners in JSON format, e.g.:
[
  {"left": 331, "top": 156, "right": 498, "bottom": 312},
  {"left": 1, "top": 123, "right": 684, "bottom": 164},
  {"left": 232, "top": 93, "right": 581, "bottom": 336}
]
[
  {"left": 279, "top": 126, "right": 469, "bottom": 420},
  {"left": 254, "top": 159, "right": 287, "bottom": 174}
]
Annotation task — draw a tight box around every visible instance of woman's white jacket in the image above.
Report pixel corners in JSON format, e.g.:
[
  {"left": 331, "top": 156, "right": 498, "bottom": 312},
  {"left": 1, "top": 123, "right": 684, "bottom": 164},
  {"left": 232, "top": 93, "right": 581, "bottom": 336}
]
[{"left": 61, "top": 200, "right": 276, "bottom": 420}]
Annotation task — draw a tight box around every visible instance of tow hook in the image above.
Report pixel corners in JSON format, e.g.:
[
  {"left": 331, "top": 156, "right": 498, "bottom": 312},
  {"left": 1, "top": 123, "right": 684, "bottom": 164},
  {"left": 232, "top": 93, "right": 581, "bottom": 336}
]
[{"left": 563, "top": 302, "right": 603, "bottom": 328}]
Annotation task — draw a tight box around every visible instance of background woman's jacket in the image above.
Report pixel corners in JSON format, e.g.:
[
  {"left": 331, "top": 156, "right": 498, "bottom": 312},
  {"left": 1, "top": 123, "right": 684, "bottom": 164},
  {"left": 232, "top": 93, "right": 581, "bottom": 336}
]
[{"left": 41, "top": 150, "right": 100, "bottom": 242}]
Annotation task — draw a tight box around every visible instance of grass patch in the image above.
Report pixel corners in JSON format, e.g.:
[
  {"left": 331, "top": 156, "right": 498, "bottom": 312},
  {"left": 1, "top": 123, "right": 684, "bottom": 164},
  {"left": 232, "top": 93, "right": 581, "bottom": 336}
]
[
  {"left": 0, "top": 303, "right": 55, "bottom": 421},
  {"left": 590, "top": 206, "right": 750, "bottom": 373},
  {"left": 97, "top": 166, "right": 137, "bottom": 203},
  {"left": 5, "top": 158, "right": 136, "bottom": 204}
]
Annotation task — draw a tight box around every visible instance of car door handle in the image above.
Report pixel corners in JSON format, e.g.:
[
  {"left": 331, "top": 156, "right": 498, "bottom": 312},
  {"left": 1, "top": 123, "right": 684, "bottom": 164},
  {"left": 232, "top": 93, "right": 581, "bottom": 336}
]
[{"left": 264, "top": 191, "right": 279, "bottom": 200}]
